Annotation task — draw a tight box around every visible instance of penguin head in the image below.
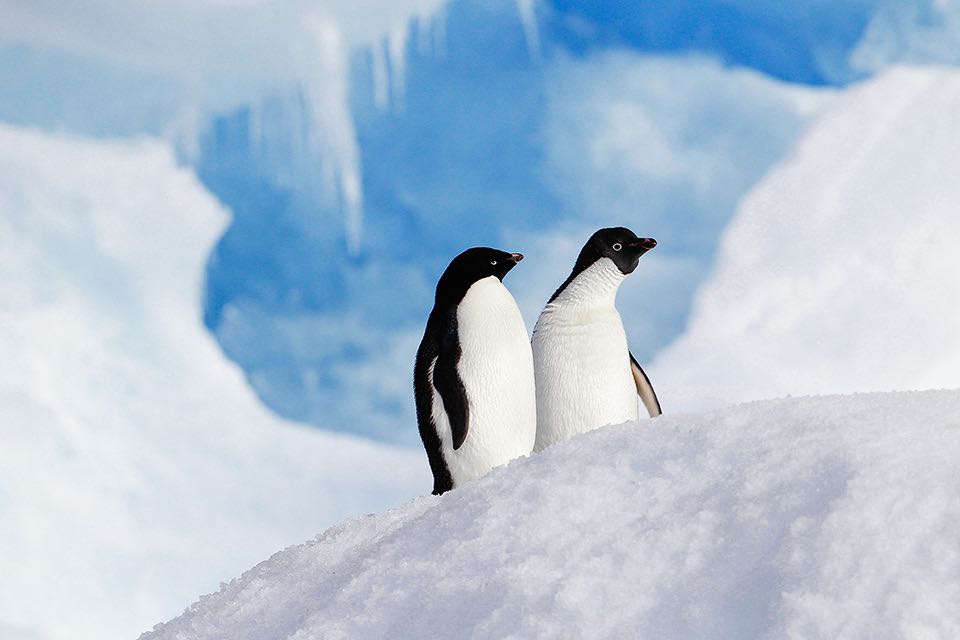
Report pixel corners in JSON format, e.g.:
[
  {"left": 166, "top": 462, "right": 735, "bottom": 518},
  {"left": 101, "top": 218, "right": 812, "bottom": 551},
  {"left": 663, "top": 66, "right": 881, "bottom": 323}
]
[
  {"left": 577, "top": 227, "right": 656, "bottom": 275},
  {"left": 436, "top": 247, "right": 524, "bottom": 304}
]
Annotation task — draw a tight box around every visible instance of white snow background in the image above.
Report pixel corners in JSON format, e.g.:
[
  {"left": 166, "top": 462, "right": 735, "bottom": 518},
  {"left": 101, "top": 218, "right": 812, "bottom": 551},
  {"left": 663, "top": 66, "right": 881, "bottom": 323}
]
[
  {"left": 0, "top": 125, "right": 429, "bottom": 640},
  {"left": 652, "top": 64, "right": 960, "bottom": 411},
  {"left": 141, "top": 64, "right": 960, "bottom": 639}
]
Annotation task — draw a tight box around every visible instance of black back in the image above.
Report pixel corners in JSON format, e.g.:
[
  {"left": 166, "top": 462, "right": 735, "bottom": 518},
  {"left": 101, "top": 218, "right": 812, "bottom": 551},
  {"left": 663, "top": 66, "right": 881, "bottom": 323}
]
[
  {"left": 548, "top": 227, "right": 657, "bottom": 303},
  {"left": 414, "top": 247, "right": 523, "bottom": 495}
]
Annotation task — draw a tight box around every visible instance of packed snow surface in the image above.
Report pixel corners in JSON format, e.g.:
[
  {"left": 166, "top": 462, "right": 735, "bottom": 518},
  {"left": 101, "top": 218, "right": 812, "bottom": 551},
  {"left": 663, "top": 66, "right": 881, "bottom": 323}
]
[
  {"left": 653, "top": 65, "right": 960, "bottom": 411},
  {"left": 0, "top": 124, "right": 429, "bottom": 640},
  {"left": 143, "top": 389, "right": 960, "bottom": 640}
]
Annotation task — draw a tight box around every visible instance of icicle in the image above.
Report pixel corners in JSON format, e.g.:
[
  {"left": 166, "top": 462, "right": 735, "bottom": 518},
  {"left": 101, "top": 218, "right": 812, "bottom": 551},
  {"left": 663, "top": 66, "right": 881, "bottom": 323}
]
[
  {"left": 432, "top": 5, "right": 448, "bottom": 57},
  {"left": 300, "top": 11, "right": 366, "bottom": 255},
  {"left": 515, "top": 0, "right": 542, "bottom": 63},
  {"left": 340, "top": 163, "right": 363, "bottom": 256},
  {"left": 387, "top": 24, "right": 409, "bottom": 111},
  {"left": 371, "top": 40, "right": 390, "bottom": 111}
]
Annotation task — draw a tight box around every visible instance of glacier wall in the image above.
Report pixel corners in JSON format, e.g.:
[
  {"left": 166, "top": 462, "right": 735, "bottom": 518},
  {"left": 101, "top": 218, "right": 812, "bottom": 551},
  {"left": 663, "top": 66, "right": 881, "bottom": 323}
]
[
  {"left": 4, "top": 0, "right": 960, "bottom": 442},
  {"left": 194, "top": 0, "right": 835, "bottom": 441}
]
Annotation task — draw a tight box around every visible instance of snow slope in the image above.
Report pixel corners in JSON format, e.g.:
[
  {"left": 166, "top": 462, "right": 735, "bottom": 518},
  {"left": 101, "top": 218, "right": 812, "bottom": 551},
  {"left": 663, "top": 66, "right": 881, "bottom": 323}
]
[
  {"left": 652, "top": 65, "right": 960, "bottom": 411},
  {"left": 0, "top": 125, "right": 429, "bottom": 640},
  {"left": 142, "top": 389, "right": 960, "bottom": 639}
]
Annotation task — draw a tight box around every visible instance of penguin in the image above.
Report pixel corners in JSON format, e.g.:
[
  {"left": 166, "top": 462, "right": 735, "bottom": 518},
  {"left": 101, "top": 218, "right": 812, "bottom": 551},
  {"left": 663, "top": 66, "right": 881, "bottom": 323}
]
[
  {"left": 532, "top": 227, "right": 661, "bottom": 452},
  {"left": 414, "top": 247, "right": 537, "bottom": 495}
]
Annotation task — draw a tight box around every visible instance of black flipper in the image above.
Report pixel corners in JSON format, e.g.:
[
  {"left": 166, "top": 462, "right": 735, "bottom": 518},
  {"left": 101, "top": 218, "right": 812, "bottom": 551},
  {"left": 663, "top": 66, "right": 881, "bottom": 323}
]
[
  {"left": 433, "top": 314, "right": 470, "bottom": 449},
  {"left": 414, "top": 311, "right": 454, "bottom": 494},
  {"left": 630, "top": 351, "right": 662, "bottom": 418}
]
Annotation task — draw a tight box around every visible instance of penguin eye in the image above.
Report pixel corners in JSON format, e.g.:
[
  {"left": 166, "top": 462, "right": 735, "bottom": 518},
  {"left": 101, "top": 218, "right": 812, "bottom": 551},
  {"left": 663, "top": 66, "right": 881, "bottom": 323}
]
[
  {"left": 612, "top": 243, "right": 622, "bottom": 251},
  {"left": 490, "top": 260, "right": 497, "bottom": 266}
]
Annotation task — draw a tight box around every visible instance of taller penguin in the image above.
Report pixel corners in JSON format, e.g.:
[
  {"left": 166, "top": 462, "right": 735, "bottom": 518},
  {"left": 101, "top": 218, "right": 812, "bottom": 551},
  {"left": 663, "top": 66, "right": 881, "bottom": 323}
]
[
  {"left": 415, "top": 247, "right": 536, "bottom": 495},
  {"left": 532, "top": 227, "right": 661, "bottom": 452}
]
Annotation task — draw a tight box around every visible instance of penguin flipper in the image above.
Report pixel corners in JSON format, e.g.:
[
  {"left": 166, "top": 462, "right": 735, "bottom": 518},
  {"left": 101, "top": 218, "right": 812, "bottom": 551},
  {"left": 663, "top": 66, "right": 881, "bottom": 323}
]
[
  {"left": 630, "top": 351, "right": 662, "bottom": 418},
  {"left": 434, "top": 328, "right": 470, "bottom": 449}
]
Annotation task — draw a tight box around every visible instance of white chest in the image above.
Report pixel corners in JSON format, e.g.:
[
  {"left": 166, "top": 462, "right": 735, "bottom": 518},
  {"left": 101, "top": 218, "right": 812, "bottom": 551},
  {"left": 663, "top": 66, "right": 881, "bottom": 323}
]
[
  {"left": 532, "top": 259, "right": 638, "bottom": 450},
  {"left": 431, "top": 277, "right": 536, "bottom": 486}
]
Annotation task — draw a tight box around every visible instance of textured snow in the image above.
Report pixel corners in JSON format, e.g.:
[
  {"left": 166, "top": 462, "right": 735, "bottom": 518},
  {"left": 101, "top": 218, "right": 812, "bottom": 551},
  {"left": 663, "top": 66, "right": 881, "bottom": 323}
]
[
  {"left": 653, "top": 65, "right": 960, "bottom": 411},
  {"left": 142, "top": 389, "right": 960, "bottom": 639},
  {"left": 0, "top": 124, "right": 429, "bottom": 640}
]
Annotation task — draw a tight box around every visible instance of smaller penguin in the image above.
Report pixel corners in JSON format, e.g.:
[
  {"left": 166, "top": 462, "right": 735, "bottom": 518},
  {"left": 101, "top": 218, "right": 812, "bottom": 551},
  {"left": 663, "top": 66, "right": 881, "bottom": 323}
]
[
  {"left": 415, "top": 247, "right": 537, "bottom": 495},
  {"left": 532, "top": 227, "right": 661, "bottom": 452}
]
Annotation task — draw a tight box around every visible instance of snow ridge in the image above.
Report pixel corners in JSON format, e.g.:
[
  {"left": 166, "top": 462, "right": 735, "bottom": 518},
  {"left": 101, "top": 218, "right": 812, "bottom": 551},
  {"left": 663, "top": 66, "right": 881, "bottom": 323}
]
[{"left": 142, "top": 389, "right": 960, "bottom": 640}]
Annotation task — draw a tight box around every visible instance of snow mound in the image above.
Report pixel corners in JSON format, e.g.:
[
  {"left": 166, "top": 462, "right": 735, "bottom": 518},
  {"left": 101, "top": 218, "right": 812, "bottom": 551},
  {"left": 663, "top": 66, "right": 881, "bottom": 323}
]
[
  {"left": 0, "top": 124, "right": 429, "bottom": 640},
  {"left": 143, "top": 389, "right": 960, "bottom": 639},
  {"left": 653, "top": 65, "right": 960, "bottom": 411}
]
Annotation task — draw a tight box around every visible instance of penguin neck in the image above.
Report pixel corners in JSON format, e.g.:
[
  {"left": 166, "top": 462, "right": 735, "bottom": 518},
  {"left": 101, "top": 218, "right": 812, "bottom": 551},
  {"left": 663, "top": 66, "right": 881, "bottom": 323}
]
[{"left": 550, "top": 258, "right": 625, "bottom": 309}]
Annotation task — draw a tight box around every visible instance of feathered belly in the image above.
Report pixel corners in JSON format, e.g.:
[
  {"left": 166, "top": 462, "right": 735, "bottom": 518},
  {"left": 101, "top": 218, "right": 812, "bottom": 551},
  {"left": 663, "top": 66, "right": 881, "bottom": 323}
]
[
  {"left": 433, "top": 280, "right": 537, "bottom": 485},
  {"left": 532, "top": 311, "right": 638, "bottom": 450}
]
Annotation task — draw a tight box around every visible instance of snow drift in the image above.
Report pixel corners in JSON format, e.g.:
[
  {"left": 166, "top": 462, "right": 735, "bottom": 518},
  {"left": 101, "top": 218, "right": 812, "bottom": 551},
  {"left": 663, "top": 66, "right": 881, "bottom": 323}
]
[
  {"left": 0, "top": 125, "right": 429, "bottom": 640},
  {"left": 653, "top": 65, "right": 960, "bottom": 411},
  {"left": 142, "top": 389, "right": 960, "bottom": 639}
]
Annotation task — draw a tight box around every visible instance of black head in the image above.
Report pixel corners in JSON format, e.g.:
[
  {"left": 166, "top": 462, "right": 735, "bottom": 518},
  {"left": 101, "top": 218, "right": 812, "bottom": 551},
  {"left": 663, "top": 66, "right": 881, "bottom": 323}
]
[
  {"left": 547, "top": 227, "right": 657, "bottom": 303},
  {"left": 574, "top": 227, "right": 656, "bottom": 276},
  {"left": 435, "top": 247, "right": 524, "bottom": 305}
]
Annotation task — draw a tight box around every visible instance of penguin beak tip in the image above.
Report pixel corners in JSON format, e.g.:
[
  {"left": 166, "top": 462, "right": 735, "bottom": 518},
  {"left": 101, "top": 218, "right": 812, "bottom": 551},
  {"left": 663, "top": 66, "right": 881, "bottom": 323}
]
[{"left": 510, "top": 253, "right": 524, "bottom": 264}]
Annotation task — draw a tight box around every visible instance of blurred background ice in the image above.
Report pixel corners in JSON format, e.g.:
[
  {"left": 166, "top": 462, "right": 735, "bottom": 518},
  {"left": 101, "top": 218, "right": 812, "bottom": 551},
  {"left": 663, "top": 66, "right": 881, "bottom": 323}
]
[{"left": 2, "top": 0, "right": 960, "bottom": 638}]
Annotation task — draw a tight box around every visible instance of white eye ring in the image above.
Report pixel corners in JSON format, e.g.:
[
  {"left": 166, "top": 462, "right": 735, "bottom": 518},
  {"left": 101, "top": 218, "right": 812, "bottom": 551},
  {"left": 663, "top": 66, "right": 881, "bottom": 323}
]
[
  {"left": 612, "top": 243, "right": 622, "bottom": 251},
  {"left": 490, "top": 260, "right": 497, "bottom": 265}
]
